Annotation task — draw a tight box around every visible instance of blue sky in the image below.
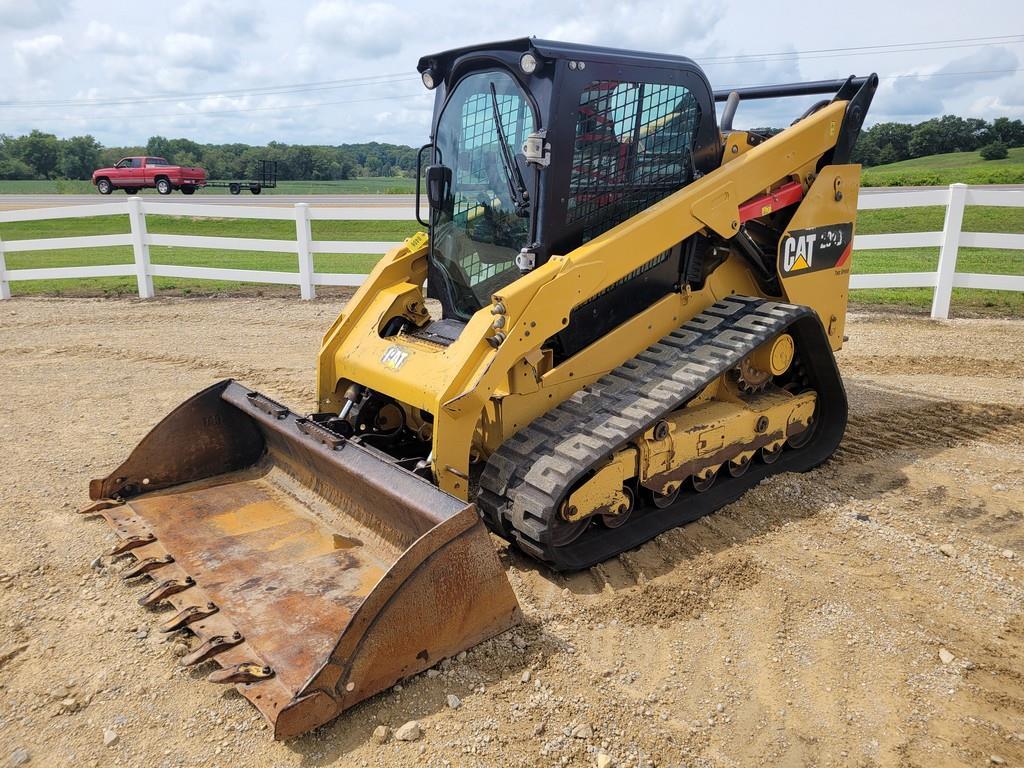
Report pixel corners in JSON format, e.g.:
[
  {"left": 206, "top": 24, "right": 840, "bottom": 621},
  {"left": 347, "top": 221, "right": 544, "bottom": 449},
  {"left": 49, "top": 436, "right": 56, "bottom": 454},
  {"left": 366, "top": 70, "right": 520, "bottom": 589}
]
[{"left": 0, "top": 0, "right": 1021, "bottom": 147}]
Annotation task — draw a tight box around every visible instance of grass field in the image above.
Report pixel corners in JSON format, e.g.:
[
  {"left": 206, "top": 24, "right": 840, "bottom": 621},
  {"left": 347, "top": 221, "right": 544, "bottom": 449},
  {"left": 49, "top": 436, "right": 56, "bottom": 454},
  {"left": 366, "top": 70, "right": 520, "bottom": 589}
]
[
  {"left": 0, "top": 215, "right": 419, "bottom": 296},
  {"left": 861, "top": 147, "right": 1024, "bottom": 187},
  {"left": 2, "top": 206, "right": 1022, "bottom": 315},
  {"left": 0, "top": 177, "right": 416, "bottom": 195}
]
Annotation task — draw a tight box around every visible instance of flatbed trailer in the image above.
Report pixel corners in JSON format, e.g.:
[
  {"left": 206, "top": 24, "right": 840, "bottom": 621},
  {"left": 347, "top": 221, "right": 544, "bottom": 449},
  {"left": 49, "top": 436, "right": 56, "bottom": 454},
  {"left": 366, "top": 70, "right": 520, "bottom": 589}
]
[{"left": 205, "top": 160, "right": 278, "bottom": 195}]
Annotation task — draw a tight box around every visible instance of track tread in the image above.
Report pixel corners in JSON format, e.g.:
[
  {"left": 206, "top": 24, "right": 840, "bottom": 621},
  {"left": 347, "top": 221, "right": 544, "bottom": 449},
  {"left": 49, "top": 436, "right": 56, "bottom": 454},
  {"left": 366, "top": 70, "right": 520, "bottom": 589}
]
[{"left": 478, "top": 296, "right": 839, "bottom": 569}]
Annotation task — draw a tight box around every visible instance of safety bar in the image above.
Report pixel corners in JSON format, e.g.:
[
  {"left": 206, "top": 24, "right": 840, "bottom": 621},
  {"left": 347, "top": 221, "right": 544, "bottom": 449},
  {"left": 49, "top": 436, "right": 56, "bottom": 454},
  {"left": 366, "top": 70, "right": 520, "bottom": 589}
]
[{"left": 714, "top": 76, "right": 870, "bottom": 102}]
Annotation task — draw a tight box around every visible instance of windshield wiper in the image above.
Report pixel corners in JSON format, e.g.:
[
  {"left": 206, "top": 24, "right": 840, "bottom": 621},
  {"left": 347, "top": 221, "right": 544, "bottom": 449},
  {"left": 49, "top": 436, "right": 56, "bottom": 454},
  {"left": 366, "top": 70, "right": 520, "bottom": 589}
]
[{"left": 488, "top": 82, "right": 530, "bottom": 217}]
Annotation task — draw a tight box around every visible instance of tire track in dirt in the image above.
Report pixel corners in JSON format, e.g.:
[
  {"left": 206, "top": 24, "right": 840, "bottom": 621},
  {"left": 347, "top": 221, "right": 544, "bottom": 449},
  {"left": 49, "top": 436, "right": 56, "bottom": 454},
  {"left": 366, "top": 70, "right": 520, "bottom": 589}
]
[
  {"left": 837, "top": 402, "right": 1024, "bottom": 463},
  {"left": 903, "top": 615, "right": 1024, "bottom": 766},
  {"left": 840, "top": 354, "right": 1024, "bottom": 378}
]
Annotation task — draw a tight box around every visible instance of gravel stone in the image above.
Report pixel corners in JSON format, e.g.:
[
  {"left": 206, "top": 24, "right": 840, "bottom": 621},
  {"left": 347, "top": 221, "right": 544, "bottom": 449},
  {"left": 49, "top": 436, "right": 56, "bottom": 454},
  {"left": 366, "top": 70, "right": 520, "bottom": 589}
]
[{"left": 394, "top": 721, "right": 422, "bottom": 742}]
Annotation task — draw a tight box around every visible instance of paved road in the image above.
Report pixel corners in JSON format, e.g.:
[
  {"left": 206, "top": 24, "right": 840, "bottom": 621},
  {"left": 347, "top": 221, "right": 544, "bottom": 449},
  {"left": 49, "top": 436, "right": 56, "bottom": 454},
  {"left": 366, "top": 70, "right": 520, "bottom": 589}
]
[
  {"left": 2, "top": 186, "right": 1022, "bottom": 211},
  {"left": 0, "top": 193, "right": 418, "bottom": 210}
]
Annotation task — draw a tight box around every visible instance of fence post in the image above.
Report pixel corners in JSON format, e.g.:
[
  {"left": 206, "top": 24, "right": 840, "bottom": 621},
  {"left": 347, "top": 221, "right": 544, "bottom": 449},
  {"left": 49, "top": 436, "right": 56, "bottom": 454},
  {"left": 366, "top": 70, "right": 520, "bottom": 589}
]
[
  {"left": 0, "top": 234, "right": 9, "bottom": 300},
  {"left": 127, "top": 197, "right": 154, "bottom": 299},
  {"left": 931, "top": 183, "right": 967, "bottom": 320},
  {"left": 294, "top": 202, "right": 315, "bottom": 300}
]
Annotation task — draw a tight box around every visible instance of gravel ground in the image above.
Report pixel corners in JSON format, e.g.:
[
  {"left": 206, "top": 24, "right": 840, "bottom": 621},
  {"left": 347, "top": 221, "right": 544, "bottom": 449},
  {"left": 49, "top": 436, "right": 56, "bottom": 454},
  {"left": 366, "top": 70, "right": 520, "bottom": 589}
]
[{"left": 1, "top": 297, "right": 1022, "bottom": 768}]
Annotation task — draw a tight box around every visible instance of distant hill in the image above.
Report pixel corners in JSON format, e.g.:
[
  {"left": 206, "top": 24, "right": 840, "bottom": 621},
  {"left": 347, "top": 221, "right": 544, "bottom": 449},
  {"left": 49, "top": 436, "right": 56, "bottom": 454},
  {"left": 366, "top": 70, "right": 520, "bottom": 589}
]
[{"left": 862, "top": 147, "right": 1024, "bottom": 187}]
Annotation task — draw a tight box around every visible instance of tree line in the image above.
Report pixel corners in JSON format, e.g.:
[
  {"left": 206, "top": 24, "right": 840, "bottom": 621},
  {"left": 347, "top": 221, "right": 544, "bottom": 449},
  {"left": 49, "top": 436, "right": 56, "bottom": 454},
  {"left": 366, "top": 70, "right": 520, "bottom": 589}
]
[
  {"left": 2, "top": 113, "right": 1023, "bottom": 182},
  {"left": 0, "top": 130, "right": 418, "bottom": 181},
  {"left": 852, "top": 115, "right": 1024, "bottom": 166}
]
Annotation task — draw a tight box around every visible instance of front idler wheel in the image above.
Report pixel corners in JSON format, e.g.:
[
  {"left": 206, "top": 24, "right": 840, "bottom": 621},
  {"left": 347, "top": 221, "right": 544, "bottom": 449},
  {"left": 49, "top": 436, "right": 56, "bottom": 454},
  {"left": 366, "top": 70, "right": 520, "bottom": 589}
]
[{"left": 550, "top": 502, "right": 590, "bottom": 546}]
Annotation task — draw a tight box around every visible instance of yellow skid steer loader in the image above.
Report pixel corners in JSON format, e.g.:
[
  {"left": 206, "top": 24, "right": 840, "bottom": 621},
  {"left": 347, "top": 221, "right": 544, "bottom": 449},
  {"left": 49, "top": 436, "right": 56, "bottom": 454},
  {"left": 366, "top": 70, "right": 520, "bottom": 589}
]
[{"left": 83, "top": 38, "right": 876, "bottom": 738}]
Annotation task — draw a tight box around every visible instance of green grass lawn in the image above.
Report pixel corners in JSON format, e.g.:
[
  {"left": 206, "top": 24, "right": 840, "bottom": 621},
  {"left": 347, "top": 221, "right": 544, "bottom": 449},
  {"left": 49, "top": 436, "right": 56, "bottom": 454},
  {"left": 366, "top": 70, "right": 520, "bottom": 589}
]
[
  {"left": 0, "top": 177, "right": 416, "bottom": 195},
  {"left": 862, "top": 147, "right": 1024, "bottom": 187},
  {"left": 1, "top": 215, "right": 420, "bottom": 296},
  {"left": 848, "top": 205, "right": 1024, "bottom": 314},
  {"left": 2, "top": 205, "right": 1021, "bottom": 315}
]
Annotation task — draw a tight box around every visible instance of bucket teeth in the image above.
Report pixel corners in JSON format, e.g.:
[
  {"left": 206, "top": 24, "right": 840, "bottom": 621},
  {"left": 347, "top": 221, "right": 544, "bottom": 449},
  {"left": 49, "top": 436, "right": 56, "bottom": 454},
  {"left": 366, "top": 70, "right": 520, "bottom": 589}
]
[
  {"left": 179, "top": 631, "right": 244, "bottom": 667},
  {"left": 207, "top": 662, "right": 274, "bottom": 685},
  {"left": 121, "top": 554, "right": 174, "bottom": 579},
  {"left": 159, "top": 602, "right": 218, "bottom": 633},
  {"left": 138, "top": 576, "right": 195, "bottom": 607},
  {"left": 79, "top": 498, "right": 125, "bottom": 515},
  {"left": 109, "top": 533, "right": 156, "bottom": 557}
]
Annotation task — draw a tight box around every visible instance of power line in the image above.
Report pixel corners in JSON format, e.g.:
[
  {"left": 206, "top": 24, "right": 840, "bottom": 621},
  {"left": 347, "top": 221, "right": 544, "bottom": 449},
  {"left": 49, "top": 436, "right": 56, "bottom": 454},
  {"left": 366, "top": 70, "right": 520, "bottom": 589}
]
[
  {"left": 0, "top": 73, "right": 416, "bottom": 109},
  {"left": 717, "top": 67, "right": 1022, "bottom": 92},
  {"left": 700, "top": 34, "right": 1024, "bottom": 64},
  {"left": 11, "top": 67, "right": 1022, "bottom": 126},
  {"left": 1, "top": 90, "right": 428, "bottom": 124},
  {"left": 704, "top": 40, "right": 1024, "bottom": 67},
  {"left": 4, "top": 33, "right": 1020, "bottom": 110}
]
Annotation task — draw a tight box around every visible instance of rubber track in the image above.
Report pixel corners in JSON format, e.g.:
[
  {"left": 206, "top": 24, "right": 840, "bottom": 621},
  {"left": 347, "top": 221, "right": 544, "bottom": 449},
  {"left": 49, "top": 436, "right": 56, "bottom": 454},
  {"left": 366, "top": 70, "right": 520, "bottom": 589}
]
[{"left": 478, "top": 295, "right": 841, "bottom": 570}]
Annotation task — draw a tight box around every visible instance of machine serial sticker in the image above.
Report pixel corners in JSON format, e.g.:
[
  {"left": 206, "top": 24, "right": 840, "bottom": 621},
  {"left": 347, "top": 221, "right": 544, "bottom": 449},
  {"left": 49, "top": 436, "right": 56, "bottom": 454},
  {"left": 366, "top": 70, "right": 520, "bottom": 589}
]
[
  {"left": 779, "top": 223, "right": 854, "bottom": 275},
  {"left": 380, "top": 345, "right": 411, "bottom": 370}
]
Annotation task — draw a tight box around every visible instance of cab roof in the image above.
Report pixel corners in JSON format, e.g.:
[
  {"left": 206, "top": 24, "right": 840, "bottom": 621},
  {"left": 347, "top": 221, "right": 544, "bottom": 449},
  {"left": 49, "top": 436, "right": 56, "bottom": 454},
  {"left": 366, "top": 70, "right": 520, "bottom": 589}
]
[{"left": 417, "top": 37, "right": 702, "bottom": 77}]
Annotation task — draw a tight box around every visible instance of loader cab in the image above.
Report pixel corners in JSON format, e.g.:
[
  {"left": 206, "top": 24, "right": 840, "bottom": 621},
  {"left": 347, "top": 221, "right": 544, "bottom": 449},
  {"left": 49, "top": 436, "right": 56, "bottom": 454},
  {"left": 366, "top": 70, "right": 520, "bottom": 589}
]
[{"left": 418, "top": 38, "right": 721, "bottom": 330}]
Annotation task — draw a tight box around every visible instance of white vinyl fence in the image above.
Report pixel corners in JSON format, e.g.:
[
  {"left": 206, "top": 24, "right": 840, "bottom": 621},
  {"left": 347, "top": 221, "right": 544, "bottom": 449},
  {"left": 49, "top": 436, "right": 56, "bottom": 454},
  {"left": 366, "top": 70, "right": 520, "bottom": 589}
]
[
  {"left": 0, "top": 197, "right": 413, "bottom": 302},
  {"left": 1, "top": 184, "right": 1022, "bottom": 319},
  {"left": 851, "top": 183, "right": 1024, "bottom": 318}
]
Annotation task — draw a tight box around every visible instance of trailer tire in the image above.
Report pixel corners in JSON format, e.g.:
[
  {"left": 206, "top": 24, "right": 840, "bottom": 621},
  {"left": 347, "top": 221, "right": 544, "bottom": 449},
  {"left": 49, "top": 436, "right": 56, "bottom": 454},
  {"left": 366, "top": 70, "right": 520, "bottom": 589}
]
[
  {"left": 250, "top": 184, "right": 262, "bottom": 195},
  {"left": 96, "top": 178, "right": 113, "bottom": 195},
  {"left": 229, "top": 183, "right": 241, "bottom": 195},
  {"left": 156, "top": 177, "right": 173, "bottom": 195},
  {"left": 181, "top": 186, "right": 196, "bottom": 195}
]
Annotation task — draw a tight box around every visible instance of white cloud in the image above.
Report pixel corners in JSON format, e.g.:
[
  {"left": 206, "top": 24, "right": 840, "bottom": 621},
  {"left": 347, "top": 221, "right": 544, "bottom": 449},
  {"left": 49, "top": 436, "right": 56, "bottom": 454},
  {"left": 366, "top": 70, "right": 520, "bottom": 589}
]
[
  {"left": 161, "top": 33, "right": 230, "bottom": 72},
  {"left": 175, "top": 0, "right": 261, "bottom": 36},
  {"left": 547, "top": 0, "right": 723, "bottom": 53},
  {"left": 885, "top": 46, "right": 1020, "bottom": 117},
  {"left": 1, "top": 1, "right": 1023, "bottom": 146},
  {"left": 0, "top": 0, "right": 65, "bottom": 29},
  {"left": 305, "top": 0, "right": 409, "bottom": 58},
  {"left": 81, "top": 21, "right": 134, "bottom": 55},
  {"left": 13, "top": 33, "right": 64, "bottom": 75}
]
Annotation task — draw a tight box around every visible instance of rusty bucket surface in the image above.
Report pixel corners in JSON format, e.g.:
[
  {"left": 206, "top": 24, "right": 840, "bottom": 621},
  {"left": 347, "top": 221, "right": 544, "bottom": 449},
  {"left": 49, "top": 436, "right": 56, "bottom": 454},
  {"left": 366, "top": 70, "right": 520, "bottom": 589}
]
[{"left": 85, "top": 380, "right": 520, "bottom": 739}]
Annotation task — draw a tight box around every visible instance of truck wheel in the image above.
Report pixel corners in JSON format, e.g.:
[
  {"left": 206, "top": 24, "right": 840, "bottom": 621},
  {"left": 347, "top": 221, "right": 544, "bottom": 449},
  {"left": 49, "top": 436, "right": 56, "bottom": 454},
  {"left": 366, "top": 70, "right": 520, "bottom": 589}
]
[
  {"left": 229, "top": 183, "right": 241, "bottom": 195},
  {"left": 181, "top": 186, "right": 196, "bottom": 195},
  {"left": 156, "top": 178, "right": 173, "bottom": 195},
  {"left": 96, "top": 178, "right": 113, "bottom": 195},
  {"left": 124, "top": 188, "right": 138, "bottom": 195},
  {"left": 249, "top": 185, "right": 262, "bottom": 195}
]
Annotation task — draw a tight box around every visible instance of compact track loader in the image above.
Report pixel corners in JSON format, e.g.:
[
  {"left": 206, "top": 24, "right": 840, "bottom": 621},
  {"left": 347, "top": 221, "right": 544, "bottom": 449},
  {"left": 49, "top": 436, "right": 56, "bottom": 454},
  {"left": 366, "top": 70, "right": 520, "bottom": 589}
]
[{"left": 83, "top": 38, "right": 876, "bottom": 738}]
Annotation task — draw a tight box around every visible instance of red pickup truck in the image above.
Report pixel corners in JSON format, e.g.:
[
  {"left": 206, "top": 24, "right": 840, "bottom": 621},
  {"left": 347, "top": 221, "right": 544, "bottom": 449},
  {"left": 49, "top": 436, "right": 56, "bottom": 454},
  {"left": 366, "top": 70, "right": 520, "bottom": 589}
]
[{"left": 92, "top": 157, "right": 207, "bottom": 195}]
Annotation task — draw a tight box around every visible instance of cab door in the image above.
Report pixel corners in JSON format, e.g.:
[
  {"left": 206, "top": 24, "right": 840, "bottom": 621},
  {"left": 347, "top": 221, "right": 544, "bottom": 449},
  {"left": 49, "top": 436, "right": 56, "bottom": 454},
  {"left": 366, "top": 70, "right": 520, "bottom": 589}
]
[{"left": 125, "top": 158, "right": 144, "bottom": 187}]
